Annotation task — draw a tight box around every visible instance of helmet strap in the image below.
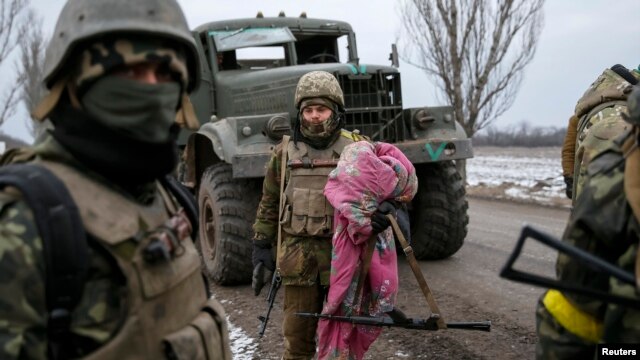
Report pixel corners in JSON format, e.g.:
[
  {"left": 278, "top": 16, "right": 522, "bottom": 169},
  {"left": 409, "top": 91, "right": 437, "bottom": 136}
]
[
  {"left": 175, "top": 93, "right": 199, "bottom": 130},
  {"left": 66, "top": 81, "right": 82, "bottom": 110},
  {"left": 32, "top": 78, "right": 67, "bottom": 121}
]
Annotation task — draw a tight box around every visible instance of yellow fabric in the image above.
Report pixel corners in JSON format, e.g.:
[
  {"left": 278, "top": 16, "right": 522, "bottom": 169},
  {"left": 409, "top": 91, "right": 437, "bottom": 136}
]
[
  {"left": 340, "top": 129, "right": 368, "bottom": 142},
  {"left": 543, "top": 290, "right": 603, "bottom": 343}
]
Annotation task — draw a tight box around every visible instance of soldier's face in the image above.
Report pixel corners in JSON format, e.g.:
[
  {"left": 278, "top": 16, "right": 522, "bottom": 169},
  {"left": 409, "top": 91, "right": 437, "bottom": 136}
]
[
  {"left": 111, "top": 62, "right": 176, "bottom": 85},
  {"left": 302, "top": 105, "right": 333, "bottom": 124}
]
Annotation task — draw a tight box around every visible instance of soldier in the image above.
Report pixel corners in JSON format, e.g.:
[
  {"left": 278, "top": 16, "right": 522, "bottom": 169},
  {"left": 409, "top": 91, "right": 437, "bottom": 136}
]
[
  {"left": 561, "top": 64, "right": 639, "bottom": 200},
  {"left": 0, "top": 0, "right": 232, "bottom": 359},
  {"left": 536, "top": 86, "right": 640, "bottom": 358},
  {"left": 251, "top": 71, "right": 396, "bottom": 359}
]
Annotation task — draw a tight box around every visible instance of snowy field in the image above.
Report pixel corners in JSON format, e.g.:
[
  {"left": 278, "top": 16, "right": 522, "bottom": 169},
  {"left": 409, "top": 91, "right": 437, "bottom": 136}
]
[{"left": 466, "top": 146, "right": 570, "bottom": 208}]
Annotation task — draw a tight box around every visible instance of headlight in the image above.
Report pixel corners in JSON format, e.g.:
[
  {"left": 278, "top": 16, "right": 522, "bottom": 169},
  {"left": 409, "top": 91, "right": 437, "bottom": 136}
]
[
  {"left": 264, "top": 115, "right": 291, "bottom": 141},
  {"left": 413, "top": 109, "right": 435, "bottom": 130}
]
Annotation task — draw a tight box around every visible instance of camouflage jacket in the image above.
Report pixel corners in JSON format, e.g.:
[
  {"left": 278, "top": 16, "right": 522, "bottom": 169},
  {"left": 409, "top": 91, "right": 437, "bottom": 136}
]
[
  {"left": 252, "top": 130, "right": 366, "bottom": 286},
  {"left": 0, "top": 135, "right": 152, "bottom": 358},
  {"left": 558, "top": 129, "right": 640, "bottom": 343},
  {"left": 568, "top": 68, "right": 639, "bottom": 198}
]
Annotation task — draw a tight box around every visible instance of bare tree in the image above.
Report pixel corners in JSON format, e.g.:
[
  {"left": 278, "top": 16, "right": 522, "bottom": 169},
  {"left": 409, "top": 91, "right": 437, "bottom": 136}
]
[
  {"left": 18, "top": 8, "right": 47, "bottom": 139},
  {"left": 0, "top": 0, "right": 30, "bottom": 126},
  {"left": 398, "top": 0, "right": 544, "bottom": 137}
]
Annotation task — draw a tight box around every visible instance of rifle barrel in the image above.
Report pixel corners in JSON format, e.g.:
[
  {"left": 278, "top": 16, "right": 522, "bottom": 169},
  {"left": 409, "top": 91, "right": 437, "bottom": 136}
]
[
  {"left": 446, "top": 321, "right": 492, "bottom": 332},
  {"left": 295, "top": 313, "right": 491, "bottom": 332}
]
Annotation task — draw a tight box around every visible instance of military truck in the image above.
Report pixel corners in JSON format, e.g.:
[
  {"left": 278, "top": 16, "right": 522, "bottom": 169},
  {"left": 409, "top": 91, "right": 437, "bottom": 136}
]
[{"left": 181, "top": 12, "right": 473, "bottom": 285}]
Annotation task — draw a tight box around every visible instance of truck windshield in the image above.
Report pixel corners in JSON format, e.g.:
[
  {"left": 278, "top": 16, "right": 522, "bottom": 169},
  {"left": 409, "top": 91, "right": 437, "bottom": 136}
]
[{"left": 209, "top": 27, "right": 296, "bottom": 52}]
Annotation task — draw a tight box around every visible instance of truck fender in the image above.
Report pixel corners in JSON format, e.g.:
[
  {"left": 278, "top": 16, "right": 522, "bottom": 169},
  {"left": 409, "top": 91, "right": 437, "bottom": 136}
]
[{"left": 183, "top": 119, "right": 237, "bottom": 188}]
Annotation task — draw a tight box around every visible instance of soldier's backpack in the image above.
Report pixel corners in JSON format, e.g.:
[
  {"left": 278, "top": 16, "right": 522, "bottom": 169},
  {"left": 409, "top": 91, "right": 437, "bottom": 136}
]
[{"left": 0, "top": 163, "right": 199, "bottom": 359}]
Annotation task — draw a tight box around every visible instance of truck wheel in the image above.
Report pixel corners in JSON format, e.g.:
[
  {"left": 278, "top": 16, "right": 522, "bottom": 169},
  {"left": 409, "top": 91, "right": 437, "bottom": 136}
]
[
  {"left": 410, "top": 161, "right": 468, "bottom": 260},
  {"left": 197, "top": 163, "right": 260, "bottom": 285}
]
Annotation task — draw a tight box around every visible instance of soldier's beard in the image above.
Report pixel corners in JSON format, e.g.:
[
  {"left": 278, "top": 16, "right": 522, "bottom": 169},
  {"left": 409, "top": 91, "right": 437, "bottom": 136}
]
[
  {"left": 300, "top": 116, "right": 339, "bottom": 139},
  {"left": 295, "top": 114, "right": 343, "bottom": 149}
]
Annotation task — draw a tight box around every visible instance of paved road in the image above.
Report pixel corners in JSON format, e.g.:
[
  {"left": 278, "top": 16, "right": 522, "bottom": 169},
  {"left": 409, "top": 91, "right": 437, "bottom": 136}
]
[
  {"left": 383, "top": 196, "right": 571, "bottom": 359},
  {"left": 219, "top": 197, "right": 573, "bottom": 359}
]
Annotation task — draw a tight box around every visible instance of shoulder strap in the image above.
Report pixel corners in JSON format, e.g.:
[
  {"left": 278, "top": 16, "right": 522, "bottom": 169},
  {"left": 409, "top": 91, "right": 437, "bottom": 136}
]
[
  {"left": 0, "top": 163, "right": 88, "bottom": 360},
  {"left": 388, "top": 214, "right": 446, "bottom": 329},
  {"left": 161, "top": 175, "right": 198, "bottom": 240}
]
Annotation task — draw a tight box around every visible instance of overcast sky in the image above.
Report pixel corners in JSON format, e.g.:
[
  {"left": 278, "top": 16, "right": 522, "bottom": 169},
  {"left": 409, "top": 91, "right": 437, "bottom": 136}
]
[{"left": 2, "top": 0, "right": 639, "bottom": 142}]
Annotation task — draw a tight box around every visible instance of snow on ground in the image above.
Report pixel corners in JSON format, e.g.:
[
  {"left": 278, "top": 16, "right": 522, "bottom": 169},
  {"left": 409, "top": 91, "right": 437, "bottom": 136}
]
[
  {"left": 215, "top": 297, "right": 258, "bottom": 359},
  {"left": 466, "top": 146, "right": 570, "bottom": 207},
  {"left": 227, "top": 317, "right": 258, "bottom": 360}
]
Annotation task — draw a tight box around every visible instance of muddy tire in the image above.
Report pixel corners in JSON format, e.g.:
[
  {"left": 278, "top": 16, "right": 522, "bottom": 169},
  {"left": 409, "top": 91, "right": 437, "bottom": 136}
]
[
  {"left": 197, "top": 163, "right": 261, "bottom": 285},
  {"left": 410, "top": 161, "right": 468, "bottom": 260}
]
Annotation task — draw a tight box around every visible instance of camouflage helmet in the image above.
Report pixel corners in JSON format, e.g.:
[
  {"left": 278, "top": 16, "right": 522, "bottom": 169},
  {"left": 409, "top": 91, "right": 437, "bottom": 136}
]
[
  {"left": 624, "top": 86, "right": 640, "bottom": 126},
  {"left": 294, "top": 71, "right": 344, "bottom": 109},
  {"left": 43, "top": 0, "right": 199, "bottom": 92}
]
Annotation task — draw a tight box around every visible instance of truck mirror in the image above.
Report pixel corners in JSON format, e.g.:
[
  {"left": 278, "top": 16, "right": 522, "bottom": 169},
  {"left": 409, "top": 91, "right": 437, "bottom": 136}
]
[{"left": 389, "top": 43, "right": 399, "bottom": 68}]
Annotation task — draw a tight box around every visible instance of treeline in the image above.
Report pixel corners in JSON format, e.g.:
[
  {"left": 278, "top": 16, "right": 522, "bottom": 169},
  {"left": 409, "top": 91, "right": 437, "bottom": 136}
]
[{"left": 472, "top": 122, "right": 566, "bottom": 147}]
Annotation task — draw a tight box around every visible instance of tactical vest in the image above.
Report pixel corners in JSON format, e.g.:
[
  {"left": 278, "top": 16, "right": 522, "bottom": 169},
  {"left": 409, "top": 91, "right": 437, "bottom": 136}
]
[
  {"left": 38, "top": 160, "right": 232, "bottom": 360},
  {"left": 280, "top": 132, "right": 359, "bottom": 238}
]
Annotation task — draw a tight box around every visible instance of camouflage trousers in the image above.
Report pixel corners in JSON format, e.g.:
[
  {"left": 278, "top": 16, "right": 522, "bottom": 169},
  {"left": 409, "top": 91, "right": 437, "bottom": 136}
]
[
  {"left": 535, "top": 295, "right": 596, "bottom": 360},
  {"left": 282, "top": 283, "right": 326, "bottom": 360}
]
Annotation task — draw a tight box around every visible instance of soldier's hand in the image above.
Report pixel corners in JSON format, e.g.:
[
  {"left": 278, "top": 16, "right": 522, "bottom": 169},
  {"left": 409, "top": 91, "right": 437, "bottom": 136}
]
[
  {"left": 564, "top": 176, "right": 573, "bottom": 199},
  {"left": 371, "top": 200, "right": 396, "bottom": 233},
  {"left": 252, "top": 242, "right": 274, "bottom": 296},
  {"left": 252, "top": 262, "right": 273, "bottom": 297}
]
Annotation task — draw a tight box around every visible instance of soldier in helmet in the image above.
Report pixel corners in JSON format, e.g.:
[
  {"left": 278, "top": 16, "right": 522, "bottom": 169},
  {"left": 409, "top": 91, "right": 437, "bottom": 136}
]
[
  {"left": 0, "top": 0, "right": 232, "bottom": 359},
  {"left": 560, "top": 64, "right": 639, "bottom": 201},
  {"left": 536, "top": 86, "right": 640, "bottom": 358},
  {"left": 251, "top": 70, "right": 397, "bottom": 359}
]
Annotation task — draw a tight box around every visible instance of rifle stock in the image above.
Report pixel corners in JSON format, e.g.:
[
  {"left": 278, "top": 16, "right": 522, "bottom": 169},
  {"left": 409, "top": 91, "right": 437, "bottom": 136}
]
[{"left": 500, "top": 225, "right": 640, "bottom": 309}]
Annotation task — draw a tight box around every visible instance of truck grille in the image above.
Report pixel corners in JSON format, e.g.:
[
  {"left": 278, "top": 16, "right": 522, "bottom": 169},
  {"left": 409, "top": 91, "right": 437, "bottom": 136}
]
[{"left": 335, "top": 71, "right": 404, "bottom": 142}]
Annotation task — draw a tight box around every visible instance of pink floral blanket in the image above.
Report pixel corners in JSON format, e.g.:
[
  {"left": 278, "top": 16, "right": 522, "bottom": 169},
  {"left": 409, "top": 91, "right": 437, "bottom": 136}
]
[{"left": 317, "top": 141, "right": 417, "bottom": 360}]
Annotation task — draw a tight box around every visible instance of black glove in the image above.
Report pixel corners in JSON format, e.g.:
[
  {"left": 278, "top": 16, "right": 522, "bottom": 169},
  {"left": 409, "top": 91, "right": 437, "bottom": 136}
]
[
  {"left": 252, "top": 241, "right": 275, "bottom": 296},
  {"left": 564, "top": 176, "right": 573, "bottom": 199},
  {"left": 252, "top": 244, "right": 274, "bottom": 270},
  {"left": 371, "top": 200, "right": 396, "bottom": 233}
]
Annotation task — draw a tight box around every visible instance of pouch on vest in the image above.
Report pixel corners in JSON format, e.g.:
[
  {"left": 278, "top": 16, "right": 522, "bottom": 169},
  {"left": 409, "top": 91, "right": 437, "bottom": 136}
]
[
  {"left": 163, "top": 297, "right": 232, "bottom": 360},
  {"left": 287, "top": 187, "right": 333, "bottom": 237}
]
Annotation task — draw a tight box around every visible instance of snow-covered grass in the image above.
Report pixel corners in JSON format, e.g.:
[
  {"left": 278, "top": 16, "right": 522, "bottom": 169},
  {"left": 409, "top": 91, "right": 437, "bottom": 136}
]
[{"left": 466, "top": 147, "right": 570, "bottom": 207}]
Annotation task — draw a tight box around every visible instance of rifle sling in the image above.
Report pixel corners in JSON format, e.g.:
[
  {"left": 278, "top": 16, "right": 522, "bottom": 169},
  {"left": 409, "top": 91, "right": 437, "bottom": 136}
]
[
  {"left": 276, "top": 135, "right": 290, "bottom": 272},
  {"left": 388, "top": 214, "right": 447, "bottom": 330},
  {"left": 0, "top": 164, "right": 88, "bottom": 359}
]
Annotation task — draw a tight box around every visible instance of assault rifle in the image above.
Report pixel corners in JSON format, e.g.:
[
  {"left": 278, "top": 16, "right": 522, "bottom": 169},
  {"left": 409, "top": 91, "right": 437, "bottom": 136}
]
[
  {"left": 295, "top": 313, "right": 491, "bottom": 332},
  {"left": 257, "top": 270, "right": 282, "bottom": 337},
  {"left": 500, "top": 225, "right": 640, "bottom": 309}
]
